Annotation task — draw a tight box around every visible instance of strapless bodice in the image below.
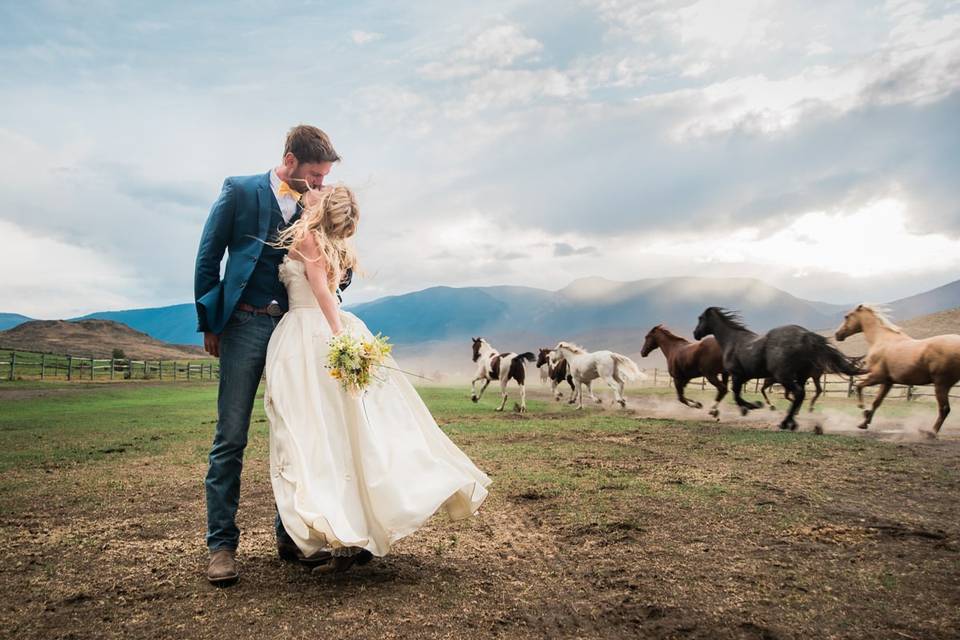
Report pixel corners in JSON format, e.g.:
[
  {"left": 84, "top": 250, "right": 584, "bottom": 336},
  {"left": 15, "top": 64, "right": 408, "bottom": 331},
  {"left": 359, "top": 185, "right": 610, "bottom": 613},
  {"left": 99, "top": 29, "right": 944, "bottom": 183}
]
[{"left": 279, "top": 257, "right": 336, "bottom": 310}]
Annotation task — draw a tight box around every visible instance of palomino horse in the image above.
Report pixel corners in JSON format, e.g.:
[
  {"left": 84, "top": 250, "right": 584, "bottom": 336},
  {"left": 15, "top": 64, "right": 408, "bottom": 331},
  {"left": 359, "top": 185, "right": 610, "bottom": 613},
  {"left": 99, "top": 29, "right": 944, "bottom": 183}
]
[
  {"left": 640, "top": 324, "right": 728, "bottom": 418},
  {"left": 470, "top": 338, "right": 536, "bottom": 412},
  {"left": 536, "top": 348, "right": 575, "bottom": 401},
  {"left": 694, "top": 307, "right": 863, "bottom": 431},
  {"left": 553, "top": 342, "right": 644, "bottom": 409},
  {"left": 835, "top": 304, "right": 960, "bottom": 437}
]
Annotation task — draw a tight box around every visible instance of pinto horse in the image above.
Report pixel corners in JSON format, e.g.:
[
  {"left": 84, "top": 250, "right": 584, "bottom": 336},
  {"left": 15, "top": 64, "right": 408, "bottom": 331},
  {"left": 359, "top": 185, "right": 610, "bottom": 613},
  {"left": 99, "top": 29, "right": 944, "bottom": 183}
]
[
  {"left": 694, "top": 307, "right": 863, "bottom": 431},
  {"left": 640, "top": 324, "right": 728, "bottom": 418},
  {"left": 553, "top": 342, "right": 644, "bottom": 409},
  {"left": 836, "top": 304, "right": 960, "bottom": 437},
  {"left": 470, "top": 338, "right": 536, "bottom": 412},
  {"left": 536, "top": 348, "right": 575, "bottom": 401}
]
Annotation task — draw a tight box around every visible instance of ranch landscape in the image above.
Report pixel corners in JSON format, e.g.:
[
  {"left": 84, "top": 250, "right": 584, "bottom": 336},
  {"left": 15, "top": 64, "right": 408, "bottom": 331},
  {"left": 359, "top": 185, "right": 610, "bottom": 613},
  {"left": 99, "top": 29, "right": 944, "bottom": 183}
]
[{"left": 1, "top": 380, "right": 958, "bottom": 640}]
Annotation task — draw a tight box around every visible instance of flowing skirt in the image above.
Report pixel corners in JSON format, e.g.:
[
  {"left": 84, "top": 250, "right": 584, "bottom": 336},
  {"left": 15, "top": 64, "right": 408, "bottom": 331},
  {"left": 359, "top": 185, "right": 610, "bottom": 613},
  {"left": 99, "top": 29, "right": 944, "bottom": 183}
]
[{"left": 264, "top": 308, "right": 490, "bottom": 557}]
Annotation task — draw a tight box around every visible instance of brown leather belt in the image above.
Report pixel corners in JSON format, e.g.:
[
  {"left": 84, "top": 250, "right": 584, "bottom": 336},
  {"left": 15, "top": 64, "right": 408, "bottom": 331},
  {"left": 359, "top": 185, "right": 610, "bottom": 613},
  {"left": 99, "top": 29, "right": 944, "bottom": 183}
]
[{"left": 236, "top": 301, "right": 285, "bottom": 317}]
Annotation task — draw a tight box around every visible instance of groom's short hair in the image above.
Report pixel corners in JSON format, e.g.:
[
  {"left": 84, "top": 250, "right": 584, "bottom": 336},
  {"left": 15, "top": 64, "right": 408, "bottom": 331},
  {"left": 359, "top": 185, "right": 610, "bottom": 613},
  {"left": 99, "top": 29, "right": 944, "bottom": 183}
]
[{"left": 284, "top": 125, "right": 341, "bottom": 164}]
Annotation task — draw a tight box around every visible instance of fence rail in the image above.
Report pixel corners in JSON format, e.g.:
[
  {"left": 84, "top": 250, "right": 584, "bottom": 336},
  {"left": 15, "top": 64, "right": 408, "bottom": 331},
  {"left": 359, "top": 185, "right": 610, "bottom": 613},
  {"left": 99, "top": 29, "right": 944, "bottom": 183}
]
[
  {"left": 0, "top": 349, "right": 218, "bottom": 382},
  {"left": 636, "top": 369, "right": 960, "bottom": 401}
]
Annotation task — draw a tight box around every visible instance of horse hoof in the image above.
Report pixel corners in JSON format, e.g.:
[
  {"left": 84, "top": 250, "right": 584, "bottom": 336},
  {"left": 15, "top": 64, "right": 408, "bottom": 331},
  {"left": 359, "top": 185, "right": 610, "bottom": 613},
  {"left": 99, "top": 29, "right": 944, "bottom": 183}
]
[
  {"left": 921, "top": 430, "right": 937, "bottom": 440},
  {"left": 692, "top": 401, "right": 703, "bottom": 409},
  {"left": 618, "top": 400, "right": 626, "bottom": 408},
  {"left": 471, "top": 396, "right": 478, "bottom": 403},
  {"left": 856, "top": 423, "right": 869, "bottom": 430},
  {"left": 768, "top": 405, "right": 777, "bottom": 411},
  {"left": 740, "top": 407, "right": 749, "bottom": 417},
  {"left": 708, "top": 409, "right": 719, "bottom": 419}
]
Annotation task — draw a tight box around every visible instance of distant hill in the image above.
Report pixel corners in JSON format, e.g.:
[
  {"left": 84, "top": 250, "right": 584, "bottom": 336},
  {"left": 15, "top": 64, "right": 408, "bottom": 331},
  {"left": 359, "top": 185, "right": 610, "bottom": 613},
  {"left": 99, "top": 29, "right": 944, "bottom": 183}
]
[
  {"left": 73, "top": 303, "right": 198, "bottom": 346},
  {"left": 0, "top": 319, "right": 207, "bottom": 360},
  {"left": 887, "top": 280, "right": 960, "bottom": 320},
  {"left": 5, "top": 275, "right": 959, "bottom": 359},
  {"left": 0, "top": 313, "right": 32, "bottom": 331}
]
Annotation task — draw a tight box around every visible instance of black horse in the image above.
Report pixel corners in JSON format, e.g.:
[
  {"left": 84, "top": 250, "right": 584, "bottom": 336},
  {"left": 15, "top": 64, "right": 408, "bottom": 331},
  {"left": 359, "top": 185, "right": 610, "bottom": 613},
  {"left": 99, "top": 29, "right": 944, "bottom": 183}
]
[{"left": 693, "top": 307, "right": 863, "bottom": 430}]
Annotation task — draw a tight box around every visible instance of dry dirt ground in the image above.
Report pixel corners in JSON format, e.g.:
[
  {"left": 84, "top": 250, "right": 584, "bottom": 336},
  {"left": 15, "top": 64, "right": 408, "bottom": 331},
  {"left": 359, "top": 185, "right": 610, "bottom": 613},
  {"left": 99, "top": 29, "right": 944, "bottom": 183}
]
[{"left": 0, "top": 382, "right": 957, "bottom": 640}]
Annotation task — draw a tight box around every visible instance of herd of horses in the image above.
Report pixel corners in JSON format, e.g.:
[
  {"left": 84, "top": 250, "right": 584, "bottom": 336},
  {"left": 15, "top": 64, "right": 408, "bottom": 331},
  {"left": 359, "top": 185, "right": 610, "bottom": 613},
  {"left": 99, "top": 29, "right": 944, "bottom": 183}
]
[{"left": 470, "top": 304, "right": 960, "bottom": 438}]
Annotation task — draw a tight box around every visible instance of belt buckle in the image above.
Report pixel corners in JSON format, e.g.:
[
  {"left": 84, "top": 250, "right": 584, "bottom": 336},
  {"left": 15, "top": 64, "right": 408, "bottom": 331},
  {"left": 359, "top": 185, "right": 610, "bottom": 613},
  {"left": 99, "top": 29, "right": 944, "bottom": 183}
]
[{"left": 265, "top": 301, "right": 284, "bottom": 317}]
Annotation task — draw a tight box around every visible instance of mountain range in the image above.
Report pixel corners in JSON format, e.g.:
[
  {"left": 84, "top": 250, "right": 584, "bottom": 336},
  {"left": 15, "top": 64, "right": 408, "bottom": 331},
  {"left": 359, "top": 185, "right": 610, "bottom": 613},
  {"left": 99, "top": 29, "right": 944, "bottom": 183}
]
[{"left": 3, "top": 276, "right": 959, "bottom": 374}]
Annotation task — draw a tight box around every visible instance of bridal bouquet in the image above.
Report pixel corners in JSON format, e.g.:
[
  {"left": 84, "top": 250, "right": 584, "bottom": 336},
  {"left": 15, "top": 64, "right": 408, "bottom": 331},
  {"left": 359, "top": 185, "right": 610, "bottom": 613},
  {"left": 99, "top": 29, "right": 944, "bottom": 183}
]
[{"left": 327, "top": 332, "right": 393, "bottom": 395}]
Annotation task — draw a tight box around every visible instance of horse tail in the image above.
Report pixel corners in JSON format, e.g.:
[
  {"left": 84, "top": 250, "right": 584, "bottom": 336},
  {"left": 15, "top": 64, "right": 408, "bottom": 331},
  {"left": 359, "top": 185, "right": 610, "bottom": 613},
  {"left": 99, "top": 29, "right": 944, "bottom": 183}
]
[
  {"left": 810, "top": 339, "right": 865, "bottom": 376},
  {"left": 612, "top": 353, "right": 646, "bottom": 381},
  {"left": 518, "top": 352, "right": 536, "bottom": 363}
]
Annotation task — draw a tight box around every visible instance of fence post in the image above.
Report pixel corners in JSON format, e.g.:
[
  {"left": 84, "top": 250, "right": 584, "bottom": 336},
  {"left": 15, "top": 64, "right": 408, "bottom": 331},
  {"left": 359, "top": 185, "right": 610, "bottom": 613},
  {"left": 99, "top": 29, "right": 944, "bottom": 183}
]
[
  {"left": 187, "top": 363, "right": 191, "bottom": 380},
  {"left": 701, "top": 377, "right": 706, "bottom": 390},
  {"left": 110, "top": 358, "right": 115, "bottom": 380},
  {"left": 847, "top": 377, "right": 854, "bottom": 398},
  {"left": 8, "top": 352, "right": 15, "bottom": 381},
  {"left": 653, "top": 368, "right": 658, "bottom": 386},
  {"left": 67, "top": 355, "right": 73, "bottom": 381},
  {"left": 40, "top": 354, "right": 45, "bottom": 380},
  {"left": 173, "top": 361, "right": 177, "bottom": 381},
  {"left": 907, "top": 385, "right": 914, "bottom": 401},
  {"left": 158, "top": 360, "right": 163, "bottom": 380},
  {"left": 89, "top": 357, "right": 94, "bottom": 380}
]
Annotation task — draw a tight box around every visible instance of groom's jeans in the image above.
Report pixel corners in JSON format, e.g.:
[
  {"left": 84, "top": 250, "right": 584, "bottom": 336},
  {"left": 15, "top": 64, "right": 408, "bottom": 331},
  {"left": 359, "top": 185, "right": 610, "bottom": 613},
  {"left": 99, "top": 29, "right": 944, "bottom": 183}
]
[{"left": 205, "top": 309, "right": 293, "bottom": 551}]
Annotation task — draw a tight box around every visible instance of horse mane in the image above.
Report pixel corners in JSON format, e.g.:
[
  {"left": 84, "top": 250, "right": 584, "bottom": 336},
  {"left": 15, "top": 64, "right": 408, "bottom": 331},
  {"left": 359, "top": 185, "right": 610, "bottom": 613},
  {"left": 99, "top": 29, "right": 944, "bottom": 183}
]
[
  {"left": 858, "top": 304, "right": 903, "bottom": 333},
  {"left": 556, "top": 341, "right": 587, "bottom": 354},
  {"left": 711, "top": 308, "right": 751, "bottom": 332}
]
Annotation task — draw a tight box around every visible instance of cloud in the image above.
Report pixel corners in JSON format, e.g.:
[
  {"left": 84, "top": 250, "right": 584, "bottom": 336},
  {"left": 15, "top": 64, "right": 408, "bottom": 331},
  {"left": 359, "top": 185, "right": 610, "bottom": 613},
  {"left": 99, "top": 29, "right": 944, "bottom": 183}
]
[
  {"left": 418, "top": 23, "right": 543, "bottom": 80},
  {"left": 351, "top": 30, "right": 383, "bottom": 45},
  {"left": 554, "top": 242, "right": 600, "bottom": 257},
  {"left": 0, "top": 0, "right": 958, "bottom": 318}
]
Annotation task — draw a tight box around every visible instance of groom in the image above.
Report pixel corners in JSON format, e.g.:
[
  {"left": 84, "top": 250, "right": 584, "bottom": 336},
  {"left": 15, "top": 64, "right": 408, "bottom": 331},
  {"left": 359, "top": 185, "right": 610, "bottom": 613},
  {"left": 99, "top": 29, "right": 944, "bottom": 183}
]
[{"left": 195, "top": 125, "right": 355, "bottom": 586}]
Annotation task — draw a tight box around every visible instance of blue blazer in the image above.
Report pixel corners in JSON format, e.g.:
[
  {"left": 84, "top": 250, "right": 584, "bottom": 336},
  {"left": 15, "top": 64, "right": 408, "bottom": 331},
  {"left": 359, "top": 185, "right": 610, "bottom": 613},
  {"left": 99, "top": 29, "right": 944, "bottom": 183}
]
[{"left": 194, "top": 171, "right": 282, "bottom": 335}]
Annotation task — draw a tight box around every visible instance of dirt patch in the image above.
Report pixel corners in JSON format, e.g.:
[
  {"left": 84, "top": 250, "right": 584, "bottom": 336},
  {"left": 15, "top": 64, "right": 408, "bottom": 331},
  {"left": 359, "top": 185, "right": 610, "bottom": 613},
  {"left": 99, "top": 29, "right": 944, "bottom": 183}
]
[{"left": 2, "top": 386, "right": 960, "bottom": 639}]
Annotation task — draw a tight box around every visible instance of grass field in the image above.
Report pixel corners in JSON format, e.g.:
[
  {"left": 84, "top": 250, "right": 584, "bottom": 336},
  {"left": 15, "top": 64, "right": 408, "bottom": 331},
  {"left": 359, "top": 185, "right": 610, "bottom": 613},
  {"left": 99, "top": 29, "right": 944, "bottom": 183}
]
[{"left": 1, "top": 381, "right": 958, "bottom": 639}]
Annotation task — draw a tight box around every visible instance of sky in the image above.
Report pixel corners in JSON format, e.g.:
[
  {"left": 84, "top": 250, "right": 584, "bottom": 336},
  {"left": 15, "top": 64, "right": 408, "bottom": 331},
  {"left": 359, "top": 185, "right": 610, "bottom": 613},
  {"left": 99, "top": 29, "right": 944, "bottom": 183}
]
[{"left": 1, "top": 0, "right": 959, "bottom": 318}]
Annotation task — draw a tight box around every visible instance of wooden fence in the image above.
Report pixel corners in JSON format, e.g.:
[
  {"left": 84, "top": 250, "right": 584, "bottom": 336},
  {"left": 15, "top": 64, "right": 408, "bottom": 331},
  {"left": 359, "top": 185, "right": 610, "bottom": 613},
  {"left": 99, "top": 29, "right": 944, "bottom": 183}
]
[
  {"left": 0, "top": 349, "right": 219, "bottom": 382},
  {"left": 636, "top": 369, "right": 959, "bottom": 402}
]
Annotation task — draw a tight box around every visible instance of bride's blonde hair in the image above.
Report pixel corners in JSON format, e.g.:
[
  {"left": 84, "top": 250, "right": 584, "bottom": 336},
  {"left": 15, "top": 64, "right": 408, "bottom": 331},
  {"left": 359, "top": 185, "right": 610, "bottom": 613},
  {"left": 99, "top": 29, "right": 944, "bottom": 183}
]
[{"left": 275, "top": 184, "right": 360, "bottom": 291}]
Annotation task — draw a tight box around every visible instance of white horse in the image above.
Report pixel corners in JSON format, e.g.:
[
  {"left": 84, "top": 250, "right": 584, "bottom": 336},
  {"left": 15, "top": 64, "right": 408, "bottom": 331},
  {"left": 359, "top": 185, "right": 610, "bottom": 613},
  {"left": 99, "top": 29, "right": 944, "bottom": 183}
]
[
  {"left": 470, "top": 337, "right": 536, "bottom": 412},
  {"left": 553, "top": 341, "right": 645, "bottom": 409}
]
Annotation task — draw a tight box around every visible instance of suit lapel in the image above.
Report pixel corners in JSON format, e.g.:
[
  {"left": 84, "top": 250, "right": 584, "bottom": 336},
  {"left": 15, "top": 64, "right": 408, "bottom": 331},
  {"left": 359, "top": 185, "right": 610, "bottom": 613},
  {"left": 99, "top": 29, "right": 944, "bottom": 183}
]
[{"left": 256, "top": 172, "right": 273, "bottom": 241}]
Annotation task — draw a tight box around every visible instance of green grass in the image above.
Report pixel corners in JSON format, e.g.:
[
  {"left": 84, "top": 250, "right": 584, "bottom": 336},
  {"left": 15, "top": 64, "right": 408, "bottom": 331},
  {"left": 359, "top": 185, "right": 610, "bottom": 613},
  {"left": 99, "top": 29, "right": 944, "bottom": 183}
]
[{"left": 0, "top": 381, "right": 947, "bottom": 527}]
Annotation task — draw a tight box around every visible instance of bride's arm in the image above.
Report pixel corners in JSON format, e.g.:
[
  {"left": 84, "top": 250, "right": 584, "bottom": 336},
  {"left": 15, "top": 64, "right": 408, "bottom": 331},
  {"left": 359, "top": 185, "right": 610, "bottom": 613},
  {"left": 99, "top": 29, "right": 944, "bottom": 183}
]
[{"left": 292, "top": 233, "right": 344, "bottom": 335}]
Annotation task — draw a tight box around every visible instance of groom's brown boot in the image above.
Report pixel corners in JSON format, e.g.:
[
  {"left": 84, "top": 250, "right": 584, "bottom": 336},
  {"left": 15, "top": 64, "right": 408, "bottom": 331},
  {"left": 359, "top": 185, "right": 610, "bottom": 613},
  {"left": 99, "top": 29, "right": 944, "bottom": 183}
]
[{"left": 207, "top": 549, "right": 239, "bottom": 586}]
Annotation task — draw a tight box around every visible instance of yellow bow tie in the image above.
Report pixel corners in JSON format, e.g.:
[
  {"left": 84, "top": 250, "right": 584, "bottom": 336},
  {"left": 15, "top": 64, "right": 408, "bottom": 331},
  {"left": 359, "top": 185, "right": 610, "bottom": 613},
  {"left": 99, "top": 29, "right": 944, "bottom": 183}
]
[{"left": 277, "top": 181, "right": 302, "bottom": 202}]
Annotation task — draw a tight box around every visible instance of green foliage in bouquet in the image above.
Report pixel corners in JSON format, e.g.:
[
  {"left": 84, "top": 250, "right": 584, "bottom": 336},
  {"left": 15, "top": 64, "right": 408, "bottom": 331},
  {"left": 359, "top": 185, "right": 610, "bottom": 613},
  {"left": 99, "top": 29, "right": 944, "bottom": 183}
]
[{"left": 327, "top": 332, "right": 393, "bottom": 395}]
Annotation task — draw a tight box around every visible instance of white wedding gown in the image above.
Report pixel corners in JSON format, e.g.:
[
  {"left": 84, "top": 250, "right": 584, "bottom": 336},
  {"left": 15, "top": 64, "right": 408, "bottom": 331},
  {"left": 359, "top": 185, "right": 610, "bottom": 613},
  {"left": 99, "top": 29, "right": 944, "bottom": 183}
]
[{"left": 264, "top": 257, "right": 490, "bottom": 557}]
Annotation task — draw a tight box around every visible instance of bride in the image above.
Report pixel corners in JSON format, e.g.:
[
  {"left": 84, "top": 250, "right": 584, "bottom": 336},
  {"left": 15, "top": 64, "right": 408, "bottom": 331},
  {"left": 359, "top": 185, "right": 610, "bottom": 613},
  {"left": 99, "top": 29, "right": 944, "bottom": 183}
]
[{"left": 264, "top": 185, "right": 490, "bottom": 573}]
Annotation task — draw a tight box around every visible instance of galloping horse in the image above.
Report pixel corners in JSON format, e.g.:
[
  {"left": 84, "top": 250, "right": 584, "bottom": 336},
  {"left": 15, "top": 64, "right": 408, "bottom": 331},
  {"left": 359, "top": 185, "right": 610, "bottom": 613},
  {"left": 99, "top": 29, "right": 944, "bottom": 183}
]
[
  {"left": 553, "top": 342, "right": 644, "bottom": 409},
  {"left": 470, "top": 338, "right": 536, "bottom": 412},
  {"left": 759, "top": 369, "right": 824, "bottom": 413},
  {"left": 694, "top": 307, "right": 863, "bottom": 430},
  {"left": 536, "top": 348, "right": 575, "bottom": 401},
  {"left": 640, "top": 324, "right": 728, "bottom": 418},
  {"left": 835, "top": 304, "right": 960, "bottom": 437}
]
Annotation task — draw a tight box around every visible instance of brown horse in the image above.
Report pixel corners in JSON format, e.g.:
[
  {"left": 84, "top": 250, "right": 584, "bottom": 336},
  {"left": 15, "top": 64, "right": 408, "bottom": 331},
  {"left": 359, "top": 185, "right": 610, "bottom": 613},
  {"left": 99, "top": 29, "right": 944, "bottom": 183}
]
[
  {"left": 640, "top": 324, "right": 728, "bottom": 418},
  {"left": 835, "top": 304, "right": 960, "bottom": 437}
]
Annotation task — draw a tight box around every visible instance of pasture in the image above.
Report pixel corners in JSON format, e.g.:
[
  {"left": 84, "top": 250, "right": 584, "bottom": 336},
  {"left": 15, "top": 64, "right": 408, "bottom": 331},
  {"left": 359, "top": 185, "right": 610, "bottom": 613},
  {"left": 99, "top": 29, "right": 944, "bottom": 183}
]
[{"left": 1, "top": 381, "right": 958, "bottom": 639}]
